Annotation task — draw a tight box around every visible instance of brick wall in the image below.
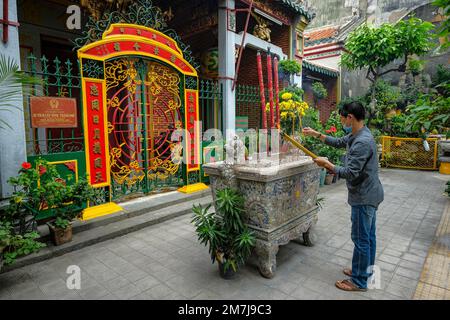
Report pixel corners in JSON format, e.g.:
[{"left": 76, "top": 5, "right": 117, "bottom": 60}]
[
  {"left": 236, "top": 25, "right": 291, "bottom": 130},
  {"left": 303, "top": 75, "right": 338, "bottom": 124}
]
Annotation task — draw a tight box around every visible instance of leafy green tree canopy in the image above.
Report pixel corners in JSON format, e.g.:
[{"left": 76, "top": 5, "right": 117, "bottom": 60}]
[{"left": 341, "top": 17, "right": 434, "bottom": 83}]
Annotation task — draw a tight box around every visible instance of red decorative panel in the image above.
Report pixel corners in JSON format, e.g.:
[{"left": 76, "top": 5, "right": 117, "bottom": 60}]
[
  {"left": 83, "top": 80, "right": 110, "bottom": 187},
  {"left": 185, "top": 90, "right": 200, "bottom": 172},
  {"left": 83, "top": 40, "right": 195, "bottom": 75}
]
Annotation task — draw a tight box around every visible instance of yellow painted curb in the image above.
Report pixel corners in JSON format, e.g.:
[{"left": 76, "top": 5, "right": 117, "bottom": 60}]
[
  {"left": 178, "top": 183, "right": 209, "bottom": 194},
  {"left": 81, "top": 202, "right": 123, "bottom": 221}
]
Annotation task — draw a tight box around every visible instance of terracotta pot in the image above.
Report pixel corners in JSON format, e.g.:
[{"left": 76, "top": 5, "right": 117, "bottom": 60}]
[
  {"left": 48, "top": 224, "right": 73, "bottom": 246},
  {"left": 325, "top": 174, "right": 334, "bottom": 185}
]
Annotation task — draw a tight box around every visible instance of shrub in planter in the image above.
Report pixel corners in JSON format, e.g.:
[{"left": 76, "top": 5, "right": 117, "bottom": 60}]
[{"left": 191, "top": 188, "right": 256, "bottom": 279}]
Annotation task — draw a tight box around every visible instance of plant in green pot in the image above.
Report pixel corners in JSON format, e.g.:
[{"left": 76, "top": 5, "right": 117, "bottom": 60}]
[{"left": 192, "top": 188, "right": 256, "bottom": 279}]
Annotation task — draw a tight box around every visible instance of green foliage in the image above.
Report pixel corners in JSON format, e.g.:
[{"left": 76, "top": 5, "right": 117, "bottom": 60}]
[
  {"left": 0, "top": 221, "right": 45, "bottom": 265},
  {"left": 302, "top": 107, "right": 323, "bottom": 131},
  {"left": 405, "top": 93, "right": 450, "bottom": 136},
  {"left": 325, "top": 111, "right": 344, "bottom": 137},
  {"left": 432, "top": 0, "right": 450, "bottom": 51},
  {"left": 278, "top": 59, "right": 302, "bottom": 75},
  {"left": 0, "top": 54, "right": 42, "bottom": 130},
  {"left": 387, "top": 114, "right": 411, "bottom": 137},
  {"left": 370, "top": 128, "right": 383, "bottom": 144},
  {"left": 433, "top": 64, "right": 450, "bottom": 96},
  {"left": 312, "top": 82, "right": 328, "bottom": 101},
  {"left": 369, "top": 80, "right": 401, "bottom": 115},
  {"left": 341, "top": 18, "right": 434, "bottom": 80},
  {"left": 280, "top": 85, "right": 304, "bottom": 101},
  {"left": 408, "top": 59, "right": 426, "bottom": 75},
  {"left": 191, "top": 188, "right": 256, "bottom": 273},
  {"left": 301, "top": 108, "right": 345, "bottom": 165},
  {"left": 319, "top": 144, "right": 345, "bottom": 165},
  {"left": 279, "top": 86, "right": 304, "bottom": 103},
  {"left": 3, "top": 160, "right": 98, "bottom": 231}
]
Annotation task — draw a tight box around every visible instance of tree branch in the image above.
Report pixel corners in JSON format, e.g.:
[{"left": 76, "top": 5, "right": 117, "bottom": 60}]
[{"left": 378, "top": 55, "right": 408, "bottom": 77}]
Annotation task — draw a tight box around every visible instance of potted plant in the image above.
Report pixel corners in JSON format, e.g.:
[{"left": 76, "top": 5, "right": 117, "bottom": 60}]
[
  {"left": 43, "top": 169, "right": 97, "bottom": 246},
  {"left": 279, "top": 59, "right": 302, "bottom": 86},
  {"left": 324, "top": 172, "right": 335, "bottom": 185},
  {"left": 5, "top": 160, "right": 97, "bottom": 246},
  {"left": 0, "top": 221, "right": 45, "bottom": 271},
  {"left": 192, "top": 188, "right": 256, "bottom": 279},
  {"left": 312, "top": 82, "right": 328, "bottom": 109}
]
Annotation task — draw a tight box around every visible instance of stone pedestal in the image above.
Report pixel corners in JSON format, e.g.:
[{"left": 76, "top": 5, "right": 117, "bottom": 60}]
[{"left": 203, "top": 157, "right": 320, "bottom": 278}]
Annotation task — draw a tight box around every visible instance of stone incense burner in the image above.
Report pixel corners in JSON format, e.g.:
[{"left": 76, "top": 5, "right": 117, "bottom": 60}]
[{"left": 203, "top": 138, "right": 321, "bottom": 278}]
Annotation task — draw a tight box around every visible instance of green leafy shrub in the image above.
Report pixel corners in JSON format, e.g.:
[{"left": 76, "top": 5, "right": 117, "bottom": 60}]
[
  {"left": 192, "top": 188, "right": 256, "bottom": 273},
  {"left": 0, "top": 221, "right": 45, "bottom": 265},
  {"left": 405, "top": 93, "right": 450, "bottom": 136},
  {"left": 279, "top": 59, "right": 302, "bottom": 75},
  {"left": 408, "top": 59, "right": 426, "bottom": 75},
  {"left": 279, "top": 85, "right": 304, "bottom": 101},
  {"left": 433, "top": 64, "right": 450, "bottom": 96},
  {"left": 312, "top": 82, "right": 328, "bottom": 102},
  {"left": 3, "top": 160, "right": 98, "bottom": 231}
]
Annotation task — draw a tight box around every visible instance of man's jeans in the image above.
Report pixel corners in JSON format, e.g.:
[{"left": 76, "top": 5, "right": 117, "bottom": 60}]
[{"left": 351, "top": 205, "right": 377, "bottom": 289}]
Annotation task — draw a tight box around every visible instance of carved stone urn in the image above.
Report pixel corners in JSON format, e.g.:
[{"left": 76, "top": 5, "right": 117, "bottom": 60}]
[{"left": 203, "top": 145, "right": 321, "bottom": 278}]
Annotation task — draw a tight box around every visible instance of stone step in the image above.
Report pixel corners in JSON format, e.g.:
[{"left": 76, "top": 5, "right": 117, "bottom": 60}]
[
  {"left": 1, "top": 192, "right": 213, "bottom": 273},
  {"left": 37, "top": 188, "right": 211, "bottom": 239}
]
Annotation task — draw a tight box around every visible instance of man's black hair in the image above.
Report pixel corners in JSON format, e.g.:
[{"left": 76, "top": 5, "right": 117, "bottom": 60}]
[{"left": 339, "top": 101, "right": 366, "bottom": 121}]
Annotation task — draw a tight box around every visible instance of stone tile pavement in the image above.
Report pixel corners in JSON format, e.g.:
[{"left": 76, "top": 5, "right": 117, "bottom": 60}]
[{"left": 0, "top": 169, "right": 448, "bottom": 300}]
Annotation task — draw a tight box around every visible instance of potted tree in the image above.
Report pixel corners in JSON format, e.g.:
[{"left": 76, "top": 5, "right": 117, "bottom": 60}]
[{"left": 191, "top": 188, "right": 256, "bottom": 279}]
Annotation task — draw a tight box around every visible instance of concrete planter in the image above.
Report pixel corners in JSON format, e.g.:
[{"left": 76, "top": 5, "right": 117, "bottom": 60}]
[{"left": 204, "top": 157, "right": 321, "bottom": 278}]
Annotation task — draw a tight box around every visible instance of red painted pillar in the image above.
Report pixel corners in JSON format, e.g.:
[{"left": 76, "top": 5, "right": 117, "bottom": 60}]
[
  {"left": 267, "top": 53, "right": 274, "bottom": 129},
  {"left": 273, "top": 56, "right": 280, "bottom": 129},
  {"left": 256, "top": 51, "right": 267, "bottom": 130}
]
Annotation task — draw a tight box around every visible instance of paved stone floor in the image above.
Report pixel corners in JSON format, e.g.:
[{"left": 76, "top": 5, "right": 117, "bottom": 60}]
[{"left": 0, "top": 169, "right": 448, "bottom": 300}]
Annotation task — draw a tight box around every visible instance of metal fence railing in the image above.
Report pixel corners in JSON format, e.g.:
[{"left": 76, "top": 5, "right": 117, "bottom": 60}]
[{"left": 381, "top": 136, "right": 439, "bottom": 170}]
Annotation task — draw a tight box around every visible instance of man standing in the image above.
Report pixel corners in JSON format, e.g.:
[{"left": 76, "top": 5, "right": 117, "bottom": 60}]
[{"left": 303, "top": 101, "right": 384, "bottom": 292}]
